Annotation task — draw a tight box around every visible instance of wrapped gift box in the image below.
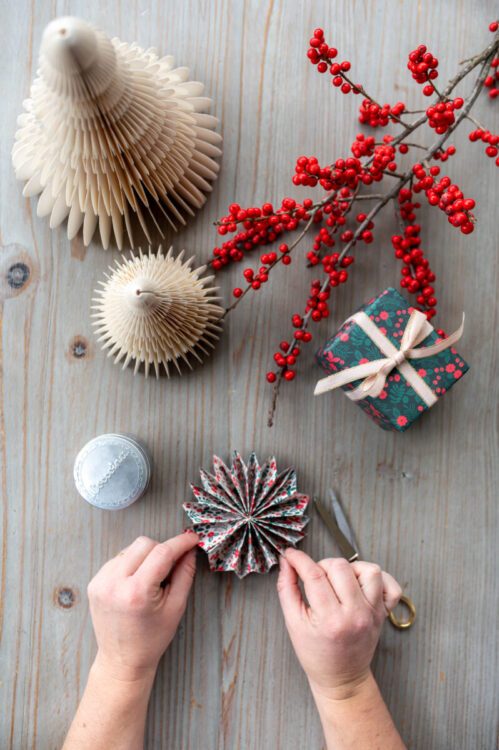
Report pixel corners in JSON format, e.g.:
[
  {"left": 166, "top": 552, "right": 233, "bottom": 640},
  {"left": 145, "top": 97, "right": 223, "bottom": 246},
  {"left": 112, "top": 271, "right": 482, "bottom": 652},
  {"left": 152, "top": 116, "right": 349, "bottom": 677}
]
[{"left": 315, "top": 287, "right": 468, "bottom": 432}]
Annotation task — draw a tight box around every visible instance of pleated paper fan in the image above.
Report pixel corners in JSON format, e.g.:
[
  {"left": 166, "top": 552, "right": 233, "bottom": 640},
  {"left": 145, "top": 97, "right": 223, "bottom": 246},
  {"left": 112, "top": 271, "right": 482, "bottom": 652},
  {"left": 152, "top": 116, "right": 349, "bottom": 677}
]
[
  {"left": 183, "top": 451, "right": 310, "bottom": 578},
  {"left": 92, "top": 246, "right": 223, "bottom": 376},
  {"left": 12, "top": 16, "right": 222, "bottom": 249}
]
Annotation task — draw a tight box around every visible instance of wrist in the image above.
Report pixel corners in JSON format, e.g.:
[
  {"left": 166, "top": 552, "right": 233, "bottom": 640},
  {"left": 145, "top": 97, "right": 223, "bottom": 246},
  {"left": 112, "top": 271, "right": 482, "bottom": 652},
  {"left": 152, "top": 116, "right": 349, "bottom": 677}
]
[
  {"left": 92, "top": 651, "right": 158, "bottom": 694},
  {"left": 309, "top": 669, "right": 376, "bottom": 705}
]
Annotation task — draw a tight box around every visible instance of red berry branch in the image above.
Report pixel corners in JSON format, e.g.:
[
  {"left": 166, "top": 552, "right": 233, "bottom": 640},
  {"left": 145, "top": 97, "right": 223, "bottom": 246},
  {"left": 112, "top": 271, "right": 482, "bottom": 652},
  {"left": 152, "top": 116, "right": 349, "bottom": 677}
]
[{"left": 212, "top": 23, "right": 499, "bottom": 427}]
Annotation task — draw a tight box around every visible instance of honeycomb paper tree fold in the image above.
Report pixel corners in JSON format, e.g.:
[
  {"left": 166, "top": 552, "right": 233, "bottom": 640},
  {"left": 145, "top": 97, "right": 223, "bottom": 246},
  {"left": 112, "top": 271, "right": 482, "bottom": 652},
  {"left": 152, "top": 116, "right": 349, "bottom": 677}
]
[
  {"left": 12, "top": 16, "right": 222, "bottom": 249},
  {"left": 92, "top": 247, "right": 223, "bottom": 376}
]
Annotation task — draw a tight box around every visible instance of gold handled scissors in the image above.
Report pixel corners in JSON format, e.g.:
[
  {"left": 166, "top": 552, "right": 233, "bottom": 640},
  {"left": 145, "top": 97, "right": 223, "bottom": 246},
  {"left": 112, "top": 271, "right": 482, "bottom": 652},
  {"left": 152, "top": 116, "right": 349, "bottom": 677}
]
[{"left": 314, "top": 489, "right": 416, "bottom": 630}]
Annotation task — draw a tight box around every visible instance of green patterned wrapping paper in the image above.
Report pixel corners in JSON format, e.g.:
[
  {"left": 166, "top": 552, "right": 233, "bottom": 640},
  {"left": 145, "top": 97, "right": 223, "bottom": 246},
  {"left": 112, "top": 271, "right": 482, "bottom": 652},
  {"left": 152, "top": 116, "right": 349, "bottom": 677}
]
[{"left": 315, "top": 287, "right": 469, "bottom": 432}]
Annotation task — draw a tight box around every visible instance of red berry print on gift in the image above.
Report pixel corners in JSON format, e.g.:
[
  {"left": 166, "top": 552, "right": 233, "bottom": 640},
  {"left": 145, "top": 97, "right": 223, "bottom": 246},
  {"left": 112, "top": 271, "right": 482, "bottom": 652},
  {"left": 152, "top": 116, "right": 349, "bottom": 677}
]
[
  {"left": 397, "top": 415, "right": 408, "bottom": 426},
  {"left": 315, "top": 287, "right": 469, "bottom": 432}
]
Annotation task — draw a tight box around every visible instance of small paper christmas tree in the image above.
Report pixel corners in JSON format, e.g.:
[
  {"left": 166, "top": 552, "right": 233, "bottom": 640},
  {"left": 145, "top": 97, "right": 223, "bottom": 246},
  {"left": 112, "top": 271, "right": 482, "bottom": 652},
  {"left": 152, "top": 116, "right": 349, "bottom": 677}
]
[
  {"left": 12, "top": 16, "right": 222, "bottom": 249},
  {"left": 92, "top": 247, "right": 222, "bottom": 376}
]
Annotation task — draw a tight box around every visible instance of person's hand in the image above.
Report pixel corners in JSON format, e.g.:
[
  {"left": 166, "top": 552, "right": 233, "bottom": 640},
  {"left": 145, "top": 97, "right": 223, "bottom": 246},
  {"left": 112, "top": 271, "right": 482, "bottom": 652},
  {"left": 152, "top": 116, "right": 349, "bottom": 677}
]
[
  {"left": 87, "top": 532, "right": 199, "bottom": 683},
  {"left": 277, "top": 549, "right": 402, "bottom": 701}
]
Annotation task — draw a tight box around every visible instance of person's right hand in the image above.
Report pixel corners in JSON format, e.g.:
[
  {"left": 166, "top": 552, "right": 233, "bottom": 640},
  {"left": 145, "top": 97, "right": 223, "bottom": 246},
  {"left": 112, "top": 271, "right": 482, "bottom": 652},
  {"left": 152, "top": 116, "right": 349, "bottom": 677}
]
[
  {"left": 87, "top": 532, "right": 199, "bottom": 683},
  {"left": 277, "top": 549, "right": 402, "bottom": 701}
]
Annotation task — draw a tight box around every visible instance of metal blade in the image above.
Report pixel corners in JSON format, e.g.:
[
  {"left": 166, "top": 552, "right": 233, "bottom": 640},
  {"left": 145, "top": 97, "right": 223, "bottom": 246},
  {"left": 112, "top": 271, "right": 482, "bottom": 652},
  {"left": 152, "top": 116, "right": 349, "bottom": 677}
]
[
  {"left": 314, "top": 497, "right": 359, "bottom": 562},
  {"left": 328, "top": 488, "right": 359, "bottom": 555}
]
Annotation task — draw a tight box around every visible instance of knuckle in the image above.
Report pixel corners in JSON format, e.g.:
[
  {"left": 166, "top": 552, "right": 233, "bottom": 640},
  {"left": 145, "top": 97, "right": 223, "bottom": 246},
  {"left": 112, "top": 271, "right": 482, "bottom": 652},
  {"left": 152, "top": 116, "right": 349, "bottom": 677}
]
[
  {"left": 276, "top": 577, "right": 289, "bottom": 594},
  {"left": 134, "top": 535, "right": 152, "bottom": 546},
  {"left": 156, "top": 543, "right": 174, "bottom": 564},
  {"left": 123, "top": 586, "right": 146, "bottom": 610},
  {"left": 392, "top": 584, "right": 403, "bottom": 603},
  {"left": 87, "top": 574, "right": 105, "bottom": 599},
  {"left": 332, "top": 557, "right": 351, "bottom": 571},
  {"left": 352, "top": 611, "right": 374, "bottom": 632},
  {"left": 183, "top": 557, "right": 197, "bottom": 580},
  {"left": 317, "top": 557, "right": 333, "bottom": 567},
  {"left": 307, "top": 565, "right": 327, "bottom": 582},
  {"left": 322, "top": 620, "right": 341, "bottom": 639}
]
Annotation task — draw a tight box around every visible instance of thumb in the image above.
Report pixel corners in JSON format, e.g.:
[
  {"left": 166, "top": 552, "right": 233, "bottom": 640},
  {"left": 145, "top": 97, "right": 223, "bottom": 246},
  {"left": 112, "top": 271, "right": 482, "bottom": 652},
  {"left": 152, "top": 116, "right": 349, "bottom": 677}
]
[
  {"left": 276, "top": 553, "right": 304, "bottom": 622},
  {"left": 167, "top": 547, "right": 198, "bottom": 608}
]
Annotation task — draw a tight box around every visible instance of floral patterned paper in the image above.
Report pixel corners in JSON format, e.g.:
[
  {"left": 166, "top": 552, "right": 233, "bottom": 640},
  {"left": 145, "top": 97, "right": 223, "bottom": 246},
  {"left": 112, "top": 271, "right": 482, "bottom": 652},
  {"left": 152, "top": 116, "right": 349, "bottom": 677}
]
[
  {"left": 315, "top": 287, "right": 469, "bottom": 432},
  {"left": 183, "top": 451, "right": 309, "bottom": 578}
]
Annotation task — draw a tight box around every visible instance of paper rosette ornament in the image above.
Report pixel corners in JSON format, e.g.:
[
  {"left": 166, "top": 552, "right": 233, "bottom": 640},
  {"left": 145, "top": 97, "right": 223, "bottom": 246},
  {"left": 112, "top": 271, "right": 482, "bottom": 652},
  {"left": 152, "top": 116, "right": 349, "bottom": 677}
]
[
  {"left": 92, "top": 246, "right": 222, "bottom": 376},
  {"left": 183, "top": 452, "right": 309, "bottom": 578},
  {"left": 12, "top": 16, "right": 221, "bottom": 249}
]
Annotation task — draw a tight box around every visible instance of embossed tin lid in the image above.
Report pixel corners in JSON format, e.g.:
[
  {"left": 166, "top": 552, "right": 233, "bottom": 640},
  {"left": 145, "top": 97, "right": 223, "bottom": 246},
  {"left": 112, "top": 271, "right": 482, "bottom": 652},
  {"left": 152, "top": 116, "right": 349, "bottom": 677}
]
[{"left": 74, "top": 433, "right": 151, "bottom": 510}]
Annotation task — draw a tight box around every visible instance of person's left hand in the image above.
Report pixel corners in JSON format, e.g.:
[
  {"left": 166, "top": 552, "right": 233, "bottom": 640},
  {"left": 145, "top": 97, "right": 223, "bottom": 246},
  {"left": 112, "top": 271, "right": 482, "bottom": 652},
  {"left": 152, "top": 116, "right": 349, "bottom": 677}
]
[{"left": 87, "top": 532, "right": 199, "bottom": 682}]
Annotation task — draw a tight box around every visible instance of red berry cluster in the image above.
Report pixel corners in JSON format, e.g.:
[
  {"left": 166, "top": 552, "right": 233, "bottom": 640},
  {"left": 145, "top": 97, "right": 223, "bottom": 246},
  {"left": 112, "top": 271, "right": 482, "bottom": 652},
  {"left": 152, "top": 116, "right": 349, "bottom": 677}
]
[
  {"left": 307, "top": 28, "right": 336, "bottom": 65},
  {"left": 304, "top": 279, "right": 331, "bottom": 321},
  {"left": 232, "top": 242, "right": 291, "bottom": 298},
  {"left": 307, "top": 28, "right": 359, "bottom": 95},
  {"left": 426, "top": 97, "right": 463, "bottom": 134},
  {"left": 484, "top": 54, "right": 499, "bottom": 98},
  {"left": 212, "top": 198, "right": 313, "bottom": 270},
  {"left": 469, "top": 127, "right": 499, "bottom": 165},
  {"left": 351, "top": 132, "right": 375, "bottom": 158},
  {"left": 392, "top": 188, "right": 437, "bottom": 319},
  {"left": 294, "top": 155, "right": 365, "bottom": 190},
  {"left": 358, "top": 99, "right": 405, "bottom": 127},
  {"left": 431, "top": 144, "right": 456, "bottom": 163},
  {"left": 267, "top": 340, "right": 302, "bottom": 383},
  {"left": 320, "top": 252, "right": 354, "bottom": 286},
  {"left": 371, "top": 141, "right": 397, "bottom": 177},
  {"left": 408, "top": 44, "right": 439, "bottom": 96},
  {"left": 412, "top": 164, "right": 475, "bottom": 233}
]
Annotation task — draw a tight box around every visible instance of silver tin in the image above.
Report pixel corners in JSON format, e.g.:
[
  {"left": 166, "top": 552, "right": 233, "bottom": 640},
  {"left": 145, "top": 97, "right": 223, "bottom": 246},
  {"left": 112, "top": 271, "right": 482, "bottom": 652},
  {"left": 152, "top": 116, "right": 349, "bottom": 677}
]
[{"left": 74, "top": 433, "right": 151, "bottom": 510}]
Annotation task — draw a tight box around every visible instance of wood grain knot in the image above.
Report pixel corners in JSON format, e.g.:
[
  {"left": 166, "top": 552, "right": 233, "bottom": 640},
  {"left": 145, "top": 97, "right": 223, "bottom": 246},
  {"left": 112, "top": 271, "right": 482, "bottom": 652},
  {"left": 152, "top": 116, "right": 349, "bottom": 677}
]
[
  {"left": 71, "top": 336, "right": 88, "bottom": 358},
  {"left": 7, "top": 262, "right": 30, "bottom": 289},
  {"left": 54, "top": 586, "right": 78, "bottom": 609},
  {"left": 0, "top": 244, "right": 37, "bottom": 300}
]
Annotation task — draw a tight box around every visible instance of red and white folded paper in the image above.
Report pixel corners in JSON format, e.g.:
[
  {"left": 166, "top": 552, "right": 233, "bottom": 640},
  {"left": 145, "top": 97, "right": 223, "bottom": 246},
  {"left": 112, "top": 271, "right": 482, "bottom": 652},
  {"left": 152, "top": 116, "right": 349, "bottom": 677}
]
[{"left": 183, "top": 451, "right": 309, "bottom": 578}]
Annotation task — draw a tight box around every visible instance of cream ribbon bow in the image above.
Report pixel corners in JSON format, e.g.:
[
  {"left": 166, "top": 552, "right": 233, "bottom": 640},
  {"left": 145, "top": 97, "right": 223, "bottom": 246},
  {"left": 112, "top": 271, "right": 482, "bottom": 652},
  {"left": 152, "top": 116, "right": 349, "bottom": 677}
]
[{"left": 314, "top": 309, "right": 465, "bottom": 405}]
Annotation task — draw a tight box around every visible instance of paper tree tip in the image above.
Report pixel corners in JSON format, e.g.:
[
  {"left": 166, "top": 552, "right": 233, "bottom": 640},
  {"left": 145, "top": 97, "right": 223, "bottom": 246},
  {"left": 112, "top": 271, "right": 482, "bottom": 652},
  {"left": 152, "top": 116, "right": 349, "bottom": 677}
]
[{"left": 12, "top": 16, "right": 222, "bottom": 250}]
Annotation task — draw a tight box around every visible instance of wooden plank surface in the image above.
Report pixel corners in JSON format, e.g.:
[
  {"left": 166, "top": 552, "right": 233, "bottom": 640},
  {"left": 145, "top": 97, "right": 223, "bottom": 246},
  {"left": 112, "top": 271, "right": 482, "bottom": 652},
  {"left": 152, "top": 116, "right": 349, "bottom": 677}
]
[{"left": 1, "top": 1, "right": 498, "bottom": 748}]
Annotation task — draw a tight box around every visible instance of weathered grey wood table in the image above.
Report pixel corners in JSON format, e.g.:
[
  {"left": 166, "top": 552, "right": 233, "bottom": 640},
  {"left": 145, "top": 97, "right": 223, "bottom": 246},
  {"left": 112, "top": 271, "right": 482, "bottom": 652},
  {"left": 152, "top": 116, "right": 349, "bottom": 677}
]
[{"left": 2, "top": 1, "right": 497, "bottom": 748}]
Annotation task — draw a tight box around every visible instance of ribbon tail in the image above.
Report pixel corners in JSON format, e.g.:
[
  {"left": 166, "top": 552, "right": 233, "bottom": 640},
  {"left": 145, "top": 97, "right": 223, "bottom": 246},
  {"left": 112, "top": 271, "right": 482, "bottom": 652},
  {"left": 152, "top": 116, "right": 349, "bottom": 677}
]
[
  {"left": 348, "top": 364, "right": 391, "bottom": 401},
  {"left": 406, "top": 313, "right": 465, "bottom": 360},
  {"left": 314, "top": 359, "right": 391, "bottom": 396}
]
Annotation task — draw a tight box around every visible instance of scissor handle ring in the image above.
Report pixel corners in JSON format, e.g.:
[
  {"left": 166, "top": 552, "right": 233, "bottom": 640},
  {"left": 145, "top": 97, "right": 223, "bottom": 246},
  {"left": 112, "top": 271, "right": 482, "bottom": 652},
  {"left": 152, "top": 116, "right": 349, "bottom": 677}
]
[{"left": 388, "top": 594, "right": 416, "bottom": 629}]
